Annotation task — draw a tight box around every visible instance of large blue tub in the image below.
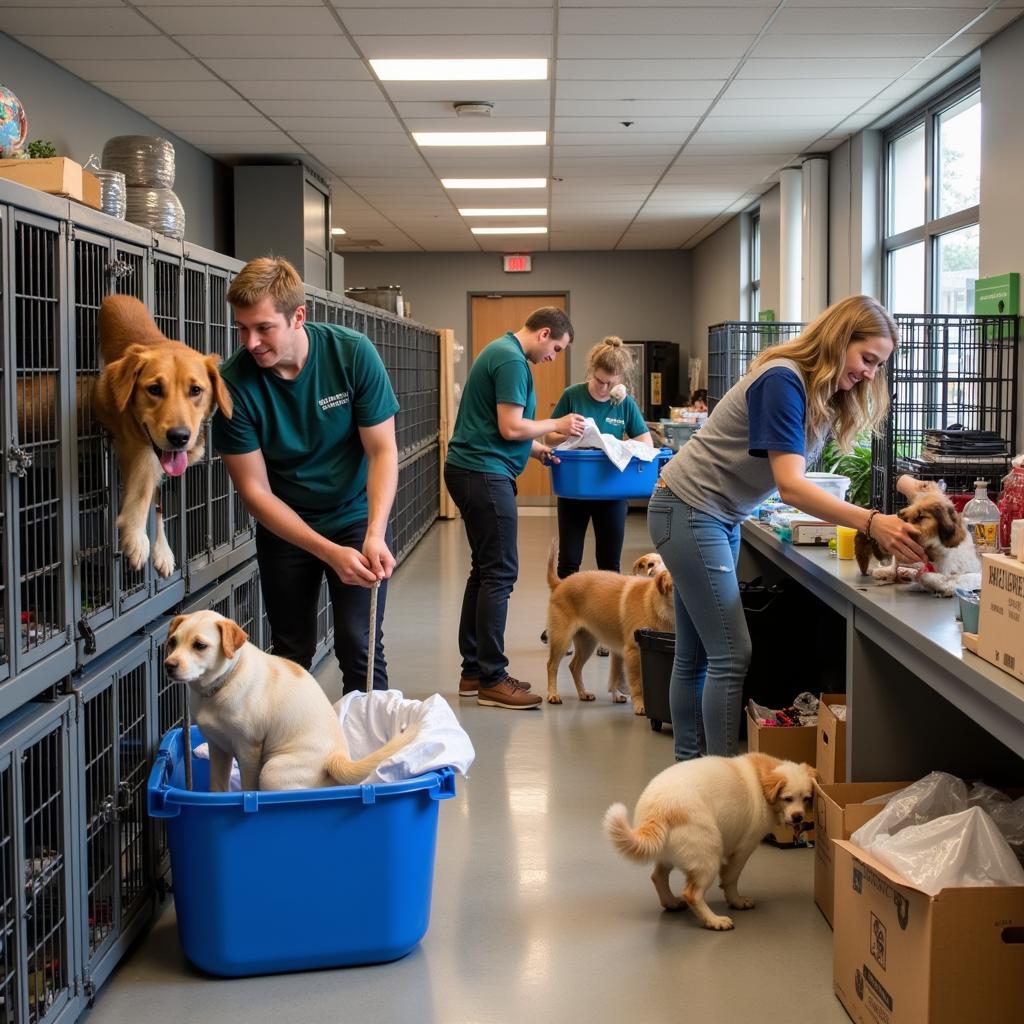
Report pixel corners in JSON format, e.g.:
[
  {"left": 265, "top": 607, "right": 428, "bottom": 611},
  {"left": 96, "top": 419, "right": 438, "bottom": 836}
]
[{"left": 550, "top": 447, "right": 673, "bottom": 500}]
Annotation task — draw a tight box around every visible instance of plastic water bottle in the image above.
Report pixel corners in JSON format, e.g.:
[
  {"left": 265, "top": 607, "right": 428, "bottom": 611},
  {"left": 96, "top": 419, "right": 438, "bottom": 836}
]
[{"left": 963, "top": 479, "right": 1000, "bottom": 554}]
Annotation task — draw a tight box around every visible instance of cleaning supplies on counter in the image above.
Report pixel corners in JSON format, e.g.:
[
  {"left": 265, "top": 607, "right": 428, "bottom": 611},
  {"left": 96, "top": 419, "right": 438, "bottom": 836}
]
[
  {"left": 998, "top": 455, "right": 1024, "bottom": 550},
  {"left": 963, "top": 479, "right": 1000, "bottom": 553}
]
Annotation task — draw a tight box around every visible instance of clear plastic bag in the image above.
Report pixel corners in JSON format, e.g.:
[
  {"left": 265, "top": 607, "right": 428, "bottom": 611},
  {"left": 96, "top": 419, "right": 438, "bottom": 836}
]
[{"left": 852, "top": 771, "right": 1024, "bottom": 893}]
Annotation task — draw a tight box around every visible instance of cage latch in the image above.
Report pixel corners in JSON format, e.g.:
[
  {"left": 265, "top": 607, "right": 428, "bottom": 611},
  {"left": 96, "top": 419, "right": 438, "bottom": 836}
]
[
  {"left": 77, "top": 618, "right": 97, "bottom": 655},
  {"left": 107, "top": 259, "right": 135, "bottom": 281},
  {"left": 100, "top": 794, "right": 117, "bottom": 825},
  {"left": 116, "top": 781, "right": 132, "bottom": 818},
  {"left": 7, "top": 444, "right": 32, "bottom": 477}
]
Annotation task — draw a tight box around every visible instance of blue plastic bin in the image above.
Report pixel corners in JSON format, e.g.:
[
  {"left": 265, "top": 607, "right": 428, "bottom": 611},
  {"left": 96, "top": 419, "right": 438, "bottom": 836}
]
[
  {"left": 147, "top": 726, "right": 456, "bottom": 977},
  {"left": 550, "top": 447, "right": 673, "bottom": 500}
]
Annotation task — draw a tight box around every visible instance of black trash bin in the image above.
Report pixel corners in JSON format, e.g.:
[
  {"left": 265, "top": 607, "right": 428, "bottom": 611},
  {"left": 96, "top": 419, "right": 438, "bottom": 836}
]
[{"left": 636, "top": 629, "right": 674, "bottom": 733}]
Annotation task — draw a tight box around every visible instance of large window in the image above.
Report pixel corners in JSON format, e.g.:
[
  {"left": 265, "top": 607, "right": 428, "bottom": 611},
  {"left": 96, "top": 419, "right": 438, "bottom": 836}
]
[
  {"left": 883, "top": 81, "right": 980, "bottom": 315},
  {"left": 750, "top": 211, "right": 761, "bottom": 319}
]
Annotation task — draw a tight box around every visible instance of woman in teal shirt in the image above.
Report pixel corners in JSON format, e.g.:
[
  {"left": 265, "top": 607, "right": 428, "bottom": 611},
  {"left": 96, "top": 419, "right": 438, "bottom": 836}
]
[{"left": 548, "top": 335, "right": 653, "bottom": 586}]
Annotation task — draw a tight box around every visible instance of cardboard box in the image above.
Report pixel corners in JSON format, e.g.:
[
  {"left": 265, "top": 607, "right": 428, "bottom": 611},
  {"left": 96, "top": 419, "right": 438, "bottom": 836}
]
[
  {"left": 745, "top": 708, "right": 816, "bottom": 846},
  {"left": 81, "top": 169, "right": 101, "bottom": 210},
  {"left": 832, "top": 839, "right": 1024, "bottom": 1024},
  {"left": 0, "top": 157, "right": 85, "bottom": 201},
  {"left": 976, "top": 552, "right": 1024, "bottom": 683},
  {"left": 814, "top": 781, "right": 907, "bottom": 927},
  {"left": 815, "top": 693, "right": 848, "bottom": 785}
]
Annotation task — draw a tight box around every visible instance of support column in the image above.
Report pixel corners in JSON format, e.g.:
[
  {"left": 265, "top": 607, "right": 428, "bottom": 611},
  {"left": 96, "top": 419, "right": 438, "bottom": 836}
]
[
  {"left": 779, "top": 166, "right": 802, "bottom": 322},
  {"left": 802, "top": 156, "right": 829, "bottom": 320}
]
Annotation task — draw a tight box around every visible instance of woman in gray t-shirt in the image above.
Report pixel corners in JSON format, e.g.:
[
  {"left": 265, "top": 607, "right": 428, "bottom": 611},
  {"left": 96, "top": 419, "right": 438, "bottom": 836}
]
[{"left": 649, "top": 295, "right": 924, "bottom": 762}]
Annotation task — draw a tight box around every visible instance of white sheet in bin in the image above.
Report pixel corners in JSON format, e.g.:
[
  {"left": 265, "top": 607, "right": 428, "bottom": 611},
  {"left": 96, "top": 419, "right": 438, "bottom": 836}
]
[
  {"left": 193, "top": 690, "right": 476, "bottom": 790},
  {"left": 555, "top": 417, "right": 658, "bottom": 471}
]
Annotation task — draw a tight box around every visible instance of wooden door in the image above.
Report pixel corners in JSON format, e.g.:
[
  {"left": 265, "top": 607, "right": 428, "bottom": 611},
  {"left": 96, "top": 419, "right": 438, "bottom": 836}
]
[{"left": 471, "top": 294, "right": 568, "bottom": 502}]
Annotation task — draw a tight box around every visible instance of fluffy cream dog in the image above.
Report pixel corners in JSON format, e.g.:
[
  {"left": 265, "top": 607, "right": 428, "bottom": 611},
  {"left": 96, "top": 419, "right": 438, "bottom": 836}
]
[
  {"left": 605, "top": 753, "right": 817, "bottom": 930},
  {"left": 163, "top": 610, "right": 415, "bottom": 791}
]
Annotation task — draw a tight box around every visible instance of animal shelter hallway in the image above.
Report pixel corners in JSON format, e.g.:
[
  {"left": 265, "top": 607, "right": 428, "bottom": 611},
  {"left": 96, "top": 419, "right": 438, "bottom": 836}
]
[{"left": 87, "top": 513, "right": 848, "bottom": 1024}]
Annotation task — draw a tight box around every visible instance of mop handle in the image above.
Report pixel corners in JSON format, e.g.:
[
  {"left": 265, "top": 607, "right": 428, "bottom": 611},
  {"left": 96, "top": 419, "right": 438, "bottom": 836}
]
[
  {"left": 366, "top": 579, "right": 380, "bottom": 695},
  {"left": 183, "top": 698, "right": 193, "bottom": 791}
]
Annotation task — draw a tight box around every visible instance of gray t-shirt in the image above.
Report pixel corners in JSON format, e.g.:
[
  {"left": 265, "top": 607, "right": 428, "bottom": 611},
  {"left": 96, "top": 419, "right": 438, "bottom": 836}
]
[{"left": 660, "top": 358, "right": 824, "bottom": 524}]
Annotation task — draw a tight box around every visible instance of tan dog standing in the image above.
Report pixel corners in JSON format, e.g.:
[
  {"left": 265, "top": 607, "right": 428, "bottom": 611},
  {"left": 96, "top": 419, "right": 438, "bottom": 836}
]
[
  {"left": 630, "top": 552, "right": 666, "bottom": 577},
  {"left": 94, "top": 295, "right": 233, "bottom": 576},
  {"left": 163, "top": 610, "right": 415, "bottom": 791},
  {"left": 605, "top": 753, "right": 817, "bottom": 930},
  {"left": 545, "top": 547, "right": 674, "bottom": 713}
]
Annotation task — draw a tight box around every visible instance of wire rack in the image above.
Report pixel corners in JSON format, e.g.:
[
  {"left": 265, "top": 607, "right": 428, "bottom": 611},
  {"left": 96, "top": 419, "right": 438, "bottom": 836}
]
[{"left": 706, "top": 320, "right": 804, "bottom": 409}]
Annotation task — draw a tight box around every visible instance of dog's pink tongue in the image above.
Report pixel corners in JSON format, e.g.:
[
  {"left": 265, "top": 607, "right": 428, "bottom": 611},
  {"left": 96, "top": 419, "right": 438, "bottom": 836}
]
[{"left": 160, "top": 450, "right": 188, "bottom": 477}]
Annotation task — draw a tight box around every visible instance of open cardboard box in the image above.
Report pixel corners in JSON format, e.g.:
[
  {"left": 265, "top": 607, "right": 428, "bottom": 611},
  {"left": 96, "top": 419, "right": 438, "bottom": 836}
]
[
  {"left": 813, "top": 780, "right": 907, "bottom": 928},
  {"left": 815, "top": 693, "right": 847, "bottom": 785},
  {"left": 832, "top": 839, "right": 1024, "bottom": 1024}
]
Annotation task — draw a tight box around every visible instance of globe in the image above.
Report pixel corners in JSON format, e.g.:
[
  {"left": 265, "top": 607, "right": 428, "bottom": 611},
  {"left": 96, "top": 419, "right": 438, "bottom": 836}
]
[{"left": 0, "top": 83, "right": 28, "bottom": 157}]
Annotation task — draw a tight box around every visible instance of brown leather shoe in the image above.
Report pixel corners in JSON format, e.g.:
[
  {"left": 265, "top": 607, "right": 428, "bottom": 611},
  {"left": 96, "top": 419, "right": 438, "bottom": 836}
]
[
  {"left": 477, "top": 676, "right": 542, "bottom": 710},
  {"left": 460, "top": 675, "right": 530, "bottom": 696}
]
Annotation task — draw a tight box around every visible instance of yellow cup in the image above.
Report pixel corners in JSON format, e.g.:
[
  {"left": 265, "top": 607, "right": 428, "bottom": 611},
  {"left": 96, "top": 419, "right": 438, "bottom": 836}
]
[{"left": 836, "top": 525, "right": 857, "bottom": 560}]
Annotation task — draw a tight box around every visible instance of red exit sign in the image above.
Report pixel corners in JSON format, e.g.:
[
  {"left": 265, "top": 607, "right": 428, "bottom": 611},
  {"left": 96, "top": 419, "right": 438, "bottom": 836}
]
[{"left": 503, "top": 253, "right": 532, "bottom": 273}]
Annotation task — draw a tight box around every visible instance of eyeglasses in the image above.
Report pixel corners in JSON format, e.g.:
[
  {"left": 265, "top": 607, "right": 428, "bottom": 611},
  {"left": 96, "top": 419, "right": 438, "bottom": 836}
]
[{"left": 591, "top": 375, "right": 617, "bottom": 389}]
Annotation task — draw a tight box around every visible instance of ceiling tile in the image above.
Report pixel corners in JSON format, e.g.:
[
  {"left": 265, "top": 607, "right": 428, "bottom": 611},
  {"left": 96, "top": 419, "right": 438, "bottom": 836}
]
[
  {"left": 341, "top": 8, "right": 551, "bottom": 34},
  {"left": 751, "top": 34, "right": 954, "bottom": 59},
  {"left": 560, "top": 7, "right": 771, "bottom": 34},
  {"left": 17, "top": 35, "right": 186, "bottom": 60},
  {"left": 176, "top": 129, "right": 295, "bottom": 145},
  {"left": 555, "top": 99, "right": 710, "bottom": 117},
  {"left": 738, "top": 58, "right": 920, "bottom": 78},
  {"left": 394, "top": 100, "right": 550, "bottom": 118},
  {"left": 557, "top": 80, "right": 723, "bottom": 100},
  {"left": 207, "top": 58, "right": 371, "bottom": 81},
  {"left": 557, "top": 58, "right": 739, "bottom": 80},
  {"left": 155, "top": 114, "right": 279, "bottom": 132},
  {"left": 382, "top": 81, "right": 550, "bottom": 102},
  {"left": 722, "top": 79, "right": 893, "bottom": 99},
  {"left": 770, "top": 7, "right": 991, "bottom": 35},
  {"left": 558, "top": 36, "right": 752, "bottom": 59},
  {"left": 231, "top": 80, "right": 383, "bottom": 101},
  {"left": 711, "top": 97, "right": 863, "bottom": 117},
  {"left": 700, "top": 115, "right": 840, "bottom": 132},
  {"left": 60, "top": 59, "right": 217, "bottom": 81},
  {"left": 143, "top": 5, "right": 341, "bottom": 34},
  {"left": 0, "top": 7, "right": 156, "bottom": 33},
  {"left": 272, "top": 117, "right": 404, "bottom": 135},
  {"left": 94, "top": 80, "right": 240, "bottom": 102},
  {"left": 253, "top": 100, "right": 395, "bottom": 118},
  {"left": 132, "top": 99, "right": 257, "bottom": 118},
  {"left": 174, "top": 35, "right": 355, "bottom": 59},
  {"left": 354, "top": 35, "right": 552, "bottom": 58},
  {"left": 554, "top": 116, "right": 698, "bottom": 133}
]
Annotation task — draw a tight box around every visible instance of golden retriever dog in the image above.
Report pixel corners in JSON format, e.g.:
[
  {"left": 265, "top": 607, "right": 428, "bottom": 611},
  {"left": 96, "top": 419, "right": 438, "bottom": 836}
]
[
  {"left": 855, "top": 485, "right": 981, "bottom": 597},
  {"left": 605, "top": 753, "right": 817, "bottom": 930},
  {"left": 545, "top": 547, "right": 674, "bottom": 713},
  {"left": 631, "top": 552, "right": 666, "bottom": 577},
  {"left": 94, "top": 295, "right": 233, "bottom": 577},
  {"left": 163, "top": 610, "right": 416, "bottom": 791}
]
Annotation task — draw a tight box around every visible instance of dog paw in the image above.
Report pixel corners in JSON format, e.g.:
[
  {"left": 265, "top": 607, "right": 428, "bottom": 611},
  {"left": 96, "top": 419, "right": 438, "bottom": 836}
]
[
  {"left": 728, "top": 896, "right": 755, "bottom": 911},
  {"left": 547, "top": 694, "right": 563, "bottom": 705},
  {"left": 632, "top": 700, "right": 646, "bottom": 716},
  {"left": 151, "top": 538, "right": 175, "bottom": 577},
  {"left": 120, "top": 529, "right": 150, "bottom": 571},
  {"left": 579, "top": 690, "right": 595, "bottom": 701},
  {"left": 704, "top": 914, "right": 735, "bottom": 931},
  {"left": 660, "top": 897, "right": 685, "bottom": 912},
  {"left": 611, "top": 692, "right": 627, "bottom": 704}
]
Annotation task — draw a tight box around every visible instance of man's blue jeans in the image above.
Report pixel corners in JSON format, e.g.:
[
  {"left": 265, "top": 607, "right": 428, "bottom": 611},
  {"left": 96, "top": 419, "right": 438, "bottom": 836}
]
[{"left": 648, "top": 486, "right": 750, "bottom": 761}]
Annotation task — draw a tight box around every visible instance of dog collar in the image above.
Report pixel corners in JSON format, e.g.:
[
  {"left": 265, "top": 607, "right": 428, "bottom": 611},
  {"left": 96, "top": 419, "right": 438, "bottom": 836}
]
[{"left": 196, "top": 654, "right": 242, "bottom": 698}]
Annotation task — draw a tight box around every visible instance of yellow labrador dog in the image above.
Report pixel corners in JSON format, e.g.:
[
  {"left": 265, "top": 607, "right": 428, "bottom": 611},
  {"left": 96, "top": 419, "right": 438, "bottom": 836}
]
[
  {"left": 163, "top": 610, "right": 415, "bottom": 791},
  {"left": 605, "top": 753, "right": 817, "bottom": 930},
  {"left": 95, "top": 295, "right": 233, "bottom": 577}
]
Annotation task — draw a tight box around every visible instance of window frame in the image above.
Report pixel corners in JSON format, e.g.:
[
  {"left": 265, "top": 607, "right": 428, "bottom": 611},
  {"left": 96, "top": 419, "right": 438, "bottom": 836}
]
[{"left": 882, "top": 75, "right": 980, "bottom": 314}]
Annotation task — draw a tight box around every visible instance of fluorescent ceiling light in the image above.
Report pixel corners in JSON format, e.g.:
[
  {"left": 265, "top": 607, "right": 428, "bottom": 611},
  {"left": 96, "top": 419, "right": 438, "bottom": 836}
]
[
  {"left": 459, "top": 208, "right": 547, "bottom": 217},
  {"left": 471, "top": 226, "right": 548, "bottom": 235},
  {"left": 330, "top": 227, "right": 346, "bottom": 236},
  {"left": 413, "top": 131, "right": 546, "bottom": 147},
  {"left": 370, "top": 58, "right": 547, "bottom": 81},
  {"left": 442, "top": 178, "right": 546, "bottom": 189}
]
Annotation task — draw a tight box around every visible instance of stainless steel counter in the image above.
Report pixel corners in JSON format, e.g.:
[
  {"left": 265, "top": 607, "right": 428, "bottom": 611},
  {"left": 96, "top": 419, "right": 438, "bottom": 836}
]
[{"left": 741, "top": 521, "right": 1024, "bottom": 782}]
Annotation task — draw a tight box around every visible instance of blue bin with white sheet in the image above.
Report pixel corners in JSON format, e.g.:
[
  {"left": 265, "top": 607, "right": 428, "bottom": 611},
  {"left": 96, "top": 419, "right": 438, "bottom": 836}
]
[
  {"left": 550, "top": 447, "right": 673, "bottom": 500},
  {"left": 147, "top": 725, "right": 456, "bottom": 976}
]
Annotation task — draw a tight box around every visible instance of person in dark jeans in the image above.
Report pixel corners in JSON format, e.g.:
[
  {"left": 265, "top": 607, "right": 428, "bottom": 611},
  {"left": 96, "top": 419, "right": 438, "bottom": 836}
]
[
  {"left": 444, "top": 307, "right": 584, "bottom": 709},
  {"left": 543, "top": 336, "right": 653, "bottom": 654},
  {"left": 214, "top": 256, "right": 399, "bottom": 692}
]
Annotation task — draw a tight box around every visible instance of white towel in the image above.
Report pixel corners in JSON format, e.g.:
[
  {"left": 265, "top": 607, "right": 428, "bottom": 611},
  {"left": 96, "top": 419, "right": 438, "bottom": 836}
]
[{"left": 556, "top": 417, "right": 658, "bottom": 471}]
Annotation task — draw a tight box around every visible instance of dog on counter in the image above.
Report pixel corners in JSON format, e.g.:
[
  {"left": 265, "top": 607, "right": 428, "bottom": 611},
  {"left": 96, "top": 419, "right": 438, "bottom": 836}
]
[
  {"left": 163, "top": 610, "right": 416, "bottom": 791},
  {"left": 545, "top": 547, "right": 674, "bottom": 713},
  {"left": 94, "top": 295, "right": 233, "bottom": 577},
  {"left": 855, "top": 484, "right": 981, "bottom": 597},
  {"left": 605, "top": 753, "right": 817, "bottom": 930}
]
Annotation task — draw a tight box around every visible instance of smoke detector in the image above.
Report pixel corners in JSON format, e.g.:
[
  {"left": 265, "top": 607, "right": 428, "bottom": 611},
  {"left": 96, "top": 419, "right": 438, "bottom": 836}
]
[{"left": 453, "top": 101, "right": 495, "bottom": 118}]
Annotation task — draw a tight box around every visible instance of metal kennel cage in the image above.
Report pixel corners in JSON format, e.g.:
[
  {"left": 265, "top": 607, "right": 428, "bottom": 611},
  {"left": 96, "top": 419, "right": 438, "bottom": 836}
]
[
  {"left": 870, "top": 313, "right": 1021, "bottom": 512},
  {"left": 706, "top": 320, "right": 804, "bottom": 410},
  {"left": 391, "top": 444, "right": 440, "bottom": 565}
]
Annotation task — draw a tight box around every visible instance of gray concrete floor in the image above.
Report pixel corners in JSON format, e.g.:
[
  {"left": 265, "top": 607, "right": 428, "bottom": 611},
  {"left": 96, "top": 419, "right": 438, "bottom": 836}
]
[{"left": 87, "top": 511, "right": 847, "bottom": 1024}]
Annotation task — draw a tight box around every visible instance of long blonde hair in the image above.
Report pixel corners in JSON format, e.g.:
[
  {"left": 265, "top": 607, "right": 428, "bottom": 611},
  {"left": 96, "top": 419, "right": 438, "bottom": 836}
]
[{"left": 749, "top": 295, "right": 897, "bottom": 452}]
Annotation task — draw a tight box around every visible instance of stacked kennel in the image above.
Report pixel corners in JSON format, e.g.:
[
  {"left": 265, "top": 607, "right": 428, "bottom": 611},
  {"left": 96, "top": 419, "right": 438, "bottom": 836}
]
[
  {"left": 0, "top": 176, "right": 442, "bottom": 1023},
  {"left": 706, "top": 320, "right": 804, "bottom": 409}
]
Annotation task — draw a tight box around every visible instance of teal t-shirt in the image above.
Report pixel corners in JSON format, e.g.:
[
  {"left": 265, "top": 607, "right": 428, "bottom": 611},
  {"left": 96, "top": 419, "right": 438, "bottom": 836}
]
[
  {"left": 212, "top": 322, "right": 399, "bottom": 535},
  {"left": 552, "top": 382, "right": 646, "bottom": 440},
  {"left": 446, "top": 332, "right": 536, "bottom": 478}
]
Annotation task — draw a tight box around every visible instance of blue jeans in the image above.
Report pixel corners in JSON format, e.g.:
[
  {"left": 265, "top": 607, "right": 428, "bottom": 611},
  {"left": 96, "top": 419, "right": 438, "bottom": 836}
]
[{"left": 647, "top": 487, "right": 750, "bottom": 761}]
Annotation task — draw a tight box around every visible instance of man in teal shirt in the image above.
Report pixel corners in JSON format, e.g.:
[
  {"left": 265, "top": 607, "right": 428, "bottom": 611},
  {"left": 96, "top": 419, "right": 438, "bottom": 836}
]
[
  {"left": 213, "top": 257, "right": 399, "bottom": 692},
  {"left": 445, "top": 308, "right": 584, "bottom": 709}
]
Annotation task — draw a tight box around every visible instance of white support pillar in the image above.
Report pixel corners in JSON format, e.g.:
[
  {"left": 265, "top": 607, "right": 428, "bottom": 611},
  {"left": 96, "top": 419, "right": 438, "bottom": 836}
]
[
  {"left": 801, "top": 156, "right": 829, "bottom": 320},
  {"left": 779, "top": 166, "right": 802, "bottom": 322}
]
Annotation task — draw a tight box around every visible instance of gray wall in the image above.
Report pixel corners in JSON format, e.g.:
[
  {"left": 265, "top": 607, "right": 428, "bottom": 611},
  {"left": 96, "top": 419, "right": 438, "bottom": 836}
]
[
  {"left": 980, "top": 18, "right": 1024, "bottom": 279},
  {"left": 0, "top": 32, "right": 230, "bottom": 251},
  {"left": 344, "top": 250, "right": 693, "bottom": 391},
  {"left": 689, "top": 215, "right": 743, "bottom": 365}
]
